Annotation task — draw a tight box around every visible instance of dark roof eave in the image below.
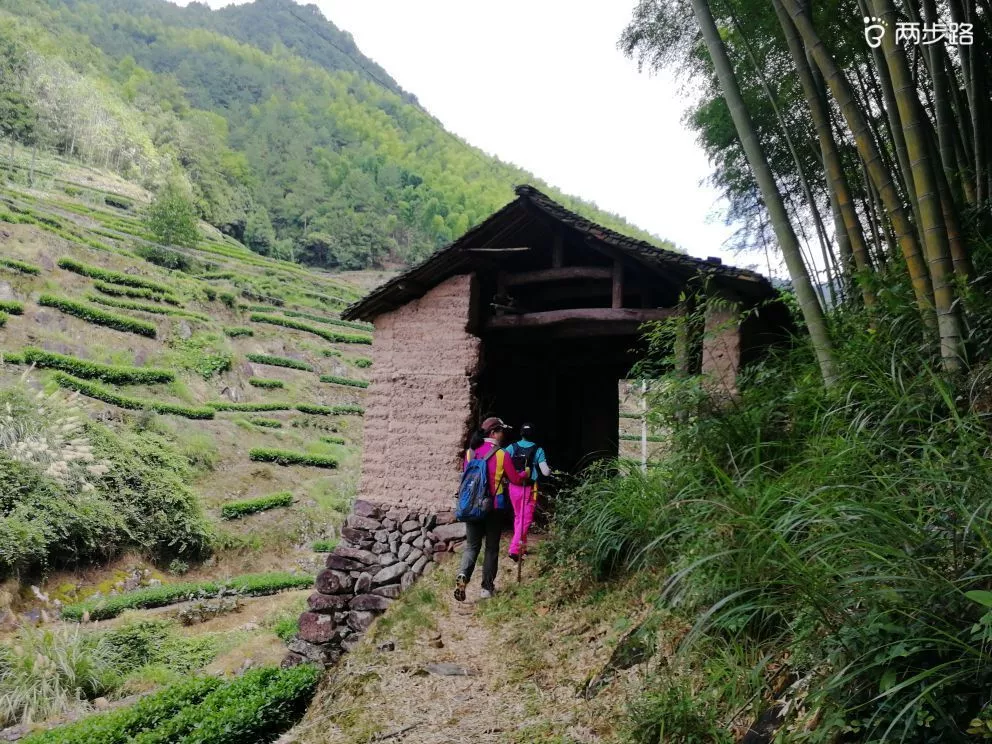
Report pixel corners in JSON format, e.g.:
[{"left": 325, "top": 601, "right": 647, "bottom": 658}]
[{"left": 342, "top": 185, "right": 776, "bottom": 321}]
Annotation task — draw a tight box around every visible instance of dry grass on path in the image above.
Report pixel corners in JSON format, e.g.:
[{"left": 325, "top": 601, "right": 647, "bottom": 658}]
[{"left": 287, "top": 549, "right": 663, "bottom": 744}]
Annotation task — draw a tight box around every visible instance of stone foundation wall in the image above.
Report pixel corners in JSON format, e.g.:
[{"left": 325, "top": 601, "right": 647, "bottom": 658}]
[
  {"left": 285, "top": 500, "right": 467, "bottom": 667},
  {"left": 356, "top": 273, "right": 480, "bottom": 512}
]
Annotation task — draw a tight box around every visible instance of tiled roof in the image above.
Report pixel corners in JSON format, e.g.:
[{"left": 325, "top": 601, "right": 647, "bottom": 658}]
[{"left": 342, "top": 185, "right": 774, "bottom": 321}]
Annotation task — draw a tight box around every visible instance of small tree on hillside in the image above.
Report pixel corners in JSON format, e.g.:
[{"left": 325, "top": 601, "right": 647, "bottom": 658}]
[
  {"left": 244, "top": 207, "right": 276, "bottom": 255},
  {"left": 147, "top": 182, "right": 200, "bottom": 247}
]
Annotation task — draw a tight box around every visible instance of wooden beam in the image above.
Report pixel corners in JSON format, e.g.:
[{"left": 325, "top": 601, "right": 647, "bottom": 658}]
[
  {"left": 504, "top": 267, "right": 612, "bottom": 286},
  {"left": 466, "top": 246, "right": 531, "bottom": 253},
  {"left": 580, "top": 236, "right": 685, "bottom": 300},
  {"left": 532, "top": 284, "right": 643, "bottom": 304},
  {"left": 487, "top": 307, "right": 677, "bottom": 330},
  {"left": 552, "top": 234, "right": 564, "bottom": 268},
  {"left": 612, "top": 261, "right": 624, "bottom": 309}
]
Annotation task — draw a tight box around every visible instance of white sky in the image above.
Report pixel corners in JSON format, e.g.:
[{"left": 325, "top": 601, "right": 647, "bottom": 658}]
[{"left": 179, "top": 0, "right": 769, "bottom": 274}]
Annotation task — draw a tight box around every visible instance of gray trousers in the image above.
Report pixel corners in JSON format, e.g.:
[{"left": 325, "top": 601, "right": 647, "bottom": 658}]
[{"left": 458, "top": 509, "right": 504, "bottom": 592}]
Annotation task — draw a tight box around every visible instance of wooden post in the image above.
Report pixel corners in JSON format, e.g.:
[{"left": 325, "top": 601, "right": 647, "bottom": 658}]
[
  {"left": 611, "top": 261, "right": 624, "bottom": 309},
  {"left": 640, "top": 380, "right": 648, "bottom": 473},
  {"left": 552, "top": 234, "right": 564, "bottom": 268},
  {"left": 674, "top": 296, "right": 694, "bottom": 376}
]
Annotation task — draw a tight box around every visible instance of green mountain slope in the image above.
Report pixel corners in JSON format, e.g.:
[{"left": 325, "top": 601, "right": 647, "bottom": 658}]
[{"left": 0, "top": 0, "right": 674, "bottom": 272}]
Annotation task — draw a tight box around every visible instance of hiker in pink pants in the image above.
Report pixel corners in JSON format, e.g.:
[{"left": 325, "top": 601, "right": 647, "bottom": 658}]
[{"left": 504, "top": 423, "right": 551, "bottom": 561}]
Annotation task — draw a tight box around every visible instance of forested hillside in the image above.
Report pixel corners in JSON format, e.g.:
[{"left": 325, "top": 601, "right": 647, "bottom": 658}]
[{"left": 0, "top": 0, "right": 672, "bottom": 272}]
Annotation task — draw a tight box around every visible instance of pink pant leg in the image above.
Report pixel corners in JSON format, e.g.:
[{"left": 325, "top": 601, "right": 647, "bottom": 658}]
[
  {"left": 508, "top": 483, "right": 528, "bottom": 555},
  {"left": 518, "top": 486, "right": 536, "bottom": 552}
]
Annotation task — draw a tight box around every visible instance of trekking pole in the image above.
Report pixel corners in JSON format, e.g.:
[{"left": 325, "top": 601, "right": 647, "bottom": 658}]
[{"left": 517, "top": 550, "right": 523, "bottom": 584}]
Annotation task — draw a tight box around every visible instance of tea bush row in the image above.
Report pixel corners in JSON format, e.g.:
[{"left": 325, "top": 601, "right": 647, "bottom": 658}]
[
  {"left": 207, "top": 401, "right": 292, "bottom": 412},
  {"left": 250, "top": 313, "right": 372, "bottom": 345},
  {"left": 282, "top": 309, "right": 372, "bottom": 332},
  {"left": 303, "top": 290, "right": 349, "bottom": 307},
  {"left": 0, "top": 257, "right": 41, "bottom": 275},
  {"left": 249, "top": 448, "right": 338, "bottom": 468},
  {"left": 19, "top": 676, "right": 223, "bottom": 744},
  {"left": 93, "top": 280, "right": 181, "bottom": 306},
  {"left": 249, "top": 377, "right": 284, "bottom": 389},
  {"left": 222, "top": 326, "right": 253, "bottom": 337},
  {"left": 21, "top": 666, "right": 320, "bottom": 744},
  {"left": 221, "top": 492, "right": 293, "bottom": 519},
  {"left": 87, "top": 295, "right": 209, "bottom": 322},
  {"left": 0, "top": 300, "right": 24, "bottom": 315},
  {"left": 61, "top": 571, "right": 315, "bottom": 621},
  {"left": 240, "top": 289, "right": 284, "bottom": 306},
  {"left": 319, "top": 374, "right": 369, "bottom": 389},
  {"left": 249, "top": 417, "right": 283, "bottom": 428},
  {"left": 0, "top": 207, "right": 116, "bottom": 254},
  {"left": 245, "top": 353, "right": 312, "bottom": 371},
  {"left": 296, "top": 403, "right": 364, "bottom": 416},
  {"left": 22, "top": 348, "right": 174, "bottom": 384},
  {"left": 38, "top": 295, "right": 157, "bottom": 337},
  {"left": 57, "top": 257, "right": 173, "bottom": 294},
  {"left": 128, "top": 664, "right": 320, "bottom": 744},
  {"left": 52, "top": 373, "right": 214, "bottom": 419}
]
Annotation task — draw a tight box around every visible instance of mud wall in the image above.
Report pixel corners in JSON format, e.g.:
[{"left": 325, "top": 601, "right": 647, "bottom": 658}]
[
  {"left": 701, "top": 300, "right": 742, "bottom": 397},
  {"left": 356, "top": 273, "right": 480, "bottom": 512}
]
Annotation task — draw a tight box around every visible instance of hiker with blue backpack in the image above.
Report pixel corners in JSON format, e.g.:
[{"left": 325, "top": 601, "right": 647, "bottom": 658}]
[
  {"left": 454, "top": 416, "right": 528, "bottom": 602},
  {"left": 504, "top": 423, "right": 551, "bottom": 563}
]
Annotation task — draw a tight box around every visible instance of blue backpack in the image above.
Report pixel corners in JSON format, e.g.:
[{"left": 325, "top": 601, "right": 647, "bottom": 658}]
[{"left": 455, "top": 448, "right": 497, "bottom": 522}]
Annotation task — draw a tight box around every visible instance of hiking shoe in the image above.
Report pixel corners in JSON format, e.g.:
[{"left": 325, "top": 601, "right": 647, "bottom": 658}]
[
  {"left": 479, "top": 589, "right": 494, "bottom": 600},
  {"left": 508, "top": 552, "right": 520, "bottom": 563},
  {"left": 454, "top": 574, "right": 467, "bottom": 602}
]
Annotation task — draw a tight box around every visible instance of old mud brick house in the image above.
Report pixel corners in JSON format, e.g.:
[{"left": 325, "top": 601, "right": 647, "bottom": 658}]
[
  {"left": 285, "top": 186, "right": 789, "bottom": 666},
  {"left": 345, "top": 185, "right": 790, "bottom": 507}
]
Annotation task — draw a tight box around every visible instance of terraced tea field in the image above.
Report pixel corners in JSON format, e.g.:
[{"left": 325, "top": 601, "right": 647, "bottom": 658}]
[{"left": 0, "top": 155, "right": 392, "bottom": 740}]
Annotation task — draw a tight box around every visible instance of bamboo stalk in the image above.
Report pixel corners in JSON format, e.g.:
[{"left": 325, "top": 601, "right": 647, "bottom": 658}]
[
  {"left": 873, "top": 0, "right": 966, "bottom": 370},
  {"left": 781, "top": 0, "right": 936, "bottom": 326},
  {"left": 773, "top": 0, "right": 876, "bottom": 308},
  {"left": 689, "top": 0, "right": 838, "bottom": 385}
]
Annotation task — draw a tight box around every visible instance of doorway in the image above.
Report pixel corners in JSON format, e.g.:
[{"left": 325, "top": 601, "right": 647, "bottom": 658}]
[{"left": 474, "top": 333, "right": 639, "bottom": 473}]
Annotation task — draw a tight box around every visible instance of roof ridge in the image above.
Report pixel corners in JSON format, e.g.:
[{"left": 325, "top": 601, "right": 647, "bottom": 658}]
[
  {"left": 343, "top": 188, "right": 775, "bottom": 321},
  {"left": 514, "top": 185, "right": 767, "bottom": 281}
]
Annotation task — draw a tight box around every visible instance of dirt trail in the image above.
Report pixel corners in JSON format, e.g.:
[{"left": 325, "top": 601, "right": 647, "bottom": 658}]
[
  {"left": 295, "top": 557, "right": 535, "bottom": 743},
  {"left": 285, "top": 545, "right": 645, "bottom": 744}
]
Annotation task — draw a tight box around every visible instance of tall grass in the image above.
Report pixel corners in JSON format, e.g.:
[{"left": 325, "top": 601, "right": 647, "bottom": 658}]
[
  {"left": 551, "top": 302, "right": 992, "bottom": 743},
  {"left": 0, "top": 626, "right": 119, "bottom": 727}
]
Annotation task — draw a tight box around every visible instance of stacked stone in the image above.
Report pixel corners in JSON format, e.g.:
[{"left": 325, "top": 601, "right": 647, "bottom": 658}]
[{"left": 285, "top": 499, "right": 468, "bottom": 667}]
